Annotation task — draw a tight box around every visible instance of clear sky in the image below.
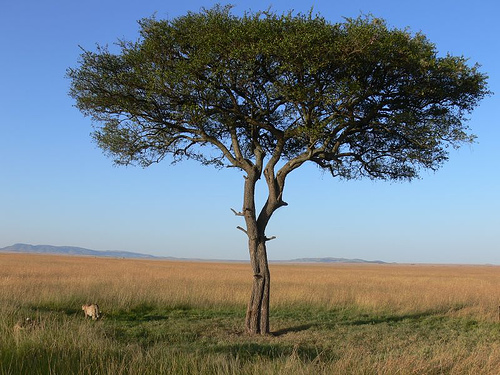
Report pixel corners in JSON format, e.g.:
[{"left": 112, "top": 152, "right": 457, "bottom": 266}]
[{"left": 1, "top": 0, "right": 498, "bottom": 264}]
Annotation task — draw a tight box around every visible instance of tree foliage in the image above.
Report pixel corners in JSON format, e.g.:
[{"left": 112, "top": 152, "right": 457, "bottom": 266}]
[{"left": 68, "top": 6, "right": 488, "bottom": 181}]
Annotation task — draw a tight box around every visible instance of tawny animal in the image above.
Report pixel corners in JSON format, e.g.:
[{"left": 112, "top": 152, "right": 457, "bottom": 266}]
[
  {"left": 13, "top": 317, "right": 38, "bottom": 333},
  {"left": 82, "top": 304, "right": 101, "bottom": 320}
]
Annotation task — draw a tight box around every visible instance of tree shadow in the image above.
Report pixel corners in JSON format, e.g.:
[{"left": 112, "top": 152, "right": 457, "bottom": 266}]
[
  {"left": 212, "top": 342, "right": 325, "bottom": 361},
  {"left": 345, "top": 311, "right": 439, "bottom": 326},
  {"left": 111, "top": 303, "right": 171, "bottom": 322},
  {"left": 272, "top": 324, "right": 314, "bottom": 337},
  {"left": 272, "top": 310, "right": 441, "bottom": 333}
]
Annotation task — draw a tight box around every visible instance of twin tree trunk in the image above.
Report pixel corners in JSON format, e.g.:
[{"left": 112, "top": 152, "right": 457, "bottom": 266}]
[
  {"left": 240, "top": 167, "right": 285, "bottom": 335},
  {"left": 245, "top": 235, "right": 271, "bottom": 334}
]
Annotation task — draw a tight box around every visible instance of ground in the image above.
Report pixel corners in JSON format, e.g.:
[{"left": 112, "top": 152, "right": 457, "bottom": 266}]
[{"left": 1, "top": 254, "right": 499, "bottom": 374}]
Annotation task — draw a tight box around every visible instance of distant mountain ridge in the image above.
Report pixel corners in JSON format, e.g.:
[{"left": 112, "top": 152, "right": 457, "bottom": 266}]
[
  {"left": 0, "top": 244, "right": 387, "bottom": 264},
  {"left": 0, "top": 243, "right": 159, "bottom": 259},
  {"left": 286, "top": 257, "right": 387, "bottom": 264}
]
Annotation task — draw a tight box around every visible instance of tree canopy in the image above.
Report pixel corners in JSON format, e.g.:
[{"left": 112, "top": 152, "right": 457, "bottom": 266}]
[{"left": 68, "top": 7, "right": 488, "bottom": 182}]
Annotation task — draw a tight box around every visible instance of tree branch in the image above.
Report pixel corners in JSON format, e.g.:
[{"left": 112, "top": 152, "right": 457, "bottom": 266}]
[
  {"left": 276, "top": 147, "right": 315, "bottom": 188},
  {"left": 236, "top": 226, "right": 248, "bottom": 235},
  {"left": 231, "top": 208, "right": 244, "bottom": 216},
  {"left": 198, "top": 130, "right": 248, "bottom": 170}
]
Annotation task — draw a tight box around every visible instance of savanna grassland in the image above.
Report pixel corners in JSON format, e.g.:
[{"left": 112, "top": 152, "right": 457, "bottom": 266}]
[{"left": 1, "top": 253, "right": 499, "bottom": 374}]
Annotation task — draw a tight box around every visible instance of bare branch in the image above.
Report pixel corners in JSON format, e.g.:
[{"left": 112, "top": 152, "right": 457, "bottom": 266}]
[
  {"left": 236, "top": 226, "right": 248, "bottom": 235},
  {"left": 229, "top": 126, "right": 245, "bottom": 162},
  {"left": 231, "top": 208, "right": 244, "bottom": 216},
  {"left": 276, "top": 147, "right": 315, "bottom": 188},
  {"left": 276, "top": 193, "right": 288, "bottom": 207},
  {"left": 198, "top": 130, "right": 247, "bottom": 170}
]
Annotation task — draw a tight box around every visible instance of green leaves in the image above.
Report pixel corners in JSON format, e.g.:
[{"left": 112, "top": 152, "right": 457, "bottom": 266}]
[{"left": 67, "top": 6, "right": 489, "bottom": 180}]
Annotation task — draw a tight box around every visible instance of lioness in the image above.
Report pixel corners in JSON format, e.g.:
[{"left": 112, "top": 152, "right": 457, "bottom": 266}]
[{"left": 82, "top": 304, "right": 101, "bottom": 320}]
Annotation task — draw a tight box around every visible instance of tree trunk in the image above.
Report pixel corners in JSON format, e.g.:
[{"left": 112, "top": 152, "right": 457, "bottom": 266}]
[
  {"left": 240, "top": 169, "right": 273, "bottom": 335},
  {"left": 245, "top": 237, "right": 271, "bottom": 334},
  {"left": 240, "top": 160, "right": 289, "bottom": 335}
]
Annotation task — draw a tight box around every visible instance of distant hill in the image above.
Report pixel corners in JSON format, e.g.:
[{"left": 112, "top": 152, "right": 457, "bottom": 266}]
[
  {"left": 285, "top": 257, "right": 387, "bottom": 264},
  {"left": 0, "top": 243, "right": 159, "bottom": 259},
  {"left": 0, "top": 244, "right": 387, "bottom": 264}
]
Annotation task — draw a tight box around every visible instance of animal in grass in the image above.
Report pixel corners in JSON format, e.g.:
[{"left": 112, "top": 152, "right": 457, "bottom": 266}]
[
  {"left": 13, "top": 317, "right": 39, "bottom": 333},
  {"left": 82, "top": 303, "right": 101, "bottom": 320}
]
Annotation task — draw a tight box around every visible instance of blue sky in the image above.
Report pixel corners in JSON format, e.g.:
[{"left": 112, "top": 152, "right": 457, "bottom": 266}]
[{"left": 1, "top": 0, "right": 498, "bottom": 264}]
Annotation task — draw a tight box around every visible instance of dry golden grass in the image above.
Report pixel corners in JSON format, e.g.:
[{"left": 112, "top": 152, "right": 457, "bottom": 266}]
[
  {"left": 273, "top": 262, "right": 500, "bottom": 320},
  {"left": 1, "top": 253, "right": 499, "bottom": 320},
  {"left": 1, "top": 253, "right": 500, "bottom": 374}
]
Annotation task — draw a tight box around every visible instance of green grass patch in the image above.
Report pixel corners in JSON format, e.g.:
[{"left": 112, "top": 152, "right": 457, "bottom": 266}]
[{"left": 2, "top": 301, "right": 499, "bottom": 374}]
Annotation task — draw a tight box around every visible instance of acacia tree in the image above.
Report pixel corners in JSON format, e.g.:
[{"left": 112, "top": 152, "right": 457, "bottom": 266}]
[{"left": 68, "top": 7, "right": 488, "bottom": 334}]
